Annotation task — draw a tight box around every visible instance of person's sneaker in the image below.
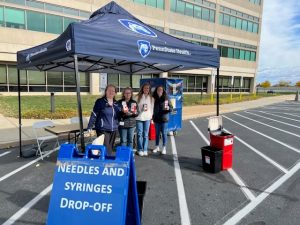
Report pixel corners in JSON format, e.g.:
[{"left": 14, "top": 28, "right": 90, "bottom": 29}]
[
  {"left": 137, "top": 151, "right": 144, "bottom": 156},
  {"left": 143, "top": 151, "right": 148, "bottom": 156},
  {"left": 153, "top": 146, "right": 160, "bottom": 153},
  {"left": 161, "top": 147, "right": 166, "bottom": 155}
]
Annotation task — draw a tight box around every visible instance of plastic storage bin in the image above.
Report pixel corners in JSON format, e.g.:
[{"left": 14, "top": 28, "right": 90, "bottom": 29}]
[{"left": 201, "top": 146, "right": 222, "bottom": 173}]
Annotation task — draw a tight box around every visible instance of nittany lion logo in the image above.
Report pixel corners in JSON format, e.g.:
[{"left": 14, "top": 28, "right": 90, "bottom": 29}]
[
  {"left": 66, "top": 39, "right": 71, "bottom": 51},
  {"left": 119, "top": 19, "right": 157, "bottom": 38},
  {"left": 137, "top": 40, "right": 151, "bottom": 58}
]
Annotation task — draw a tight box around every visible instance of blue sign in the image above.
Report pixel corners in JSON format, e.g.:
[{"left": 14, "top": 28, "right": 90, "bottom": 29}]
[
  {"left": 119, "top": 19, "right": 157, "bottom": 38},
  {"left": 47, "top": 144, "right": 141, "bottom": 225},
  {"left": 137, "top": 40, "right": 151, "bottom": 58}
]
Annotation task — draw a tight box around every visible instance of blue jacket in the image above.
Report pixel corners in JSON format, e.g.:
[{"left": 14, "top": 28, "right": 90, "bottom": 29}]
[{"left": 87, "top": 97, "right": 120, "bottom": 132}]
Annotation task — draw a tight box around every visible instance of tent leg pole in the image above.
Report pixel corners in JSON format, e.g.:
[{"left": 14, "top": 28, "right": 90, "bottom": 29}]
[
  {"left": 74, "top": 55, "right": 85, "bottom": 152},
  {"left": 18, "top": 69, "right": 22, "bottom": 157},
  {"left": 217, "top": 68, "right": 220, "bottom": 116}
]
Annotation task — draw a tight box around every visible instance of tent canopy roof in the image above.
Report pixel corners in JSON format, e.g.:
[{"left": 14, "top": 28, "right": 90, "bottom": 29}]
[{"left": 17, "top": 1, "right": 220, "bottom": 74}]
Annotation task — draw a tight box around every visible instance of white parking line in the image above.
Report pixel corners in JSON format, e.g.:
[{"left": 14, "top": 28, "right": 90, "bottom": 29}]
[
  {"left": 223, "top": 116, "right": 300, "bottom": 154},
  {"left": 223, "top": 162, "right": 300, "bottom": 225},
  {"left": 0, "top": 151, "right": 11, "bottom": 158},
  {"left": 235, "top": 113, "right": 300, "bottom": 138},
  {"left": 256, "top": 111, "right": 300, "bottom": 123},
  {"left": 0, "top": 148, "right": 58, "bottom": 183},
  {"left": 2, "top": 184, "right": 53, "bottom": 225},
  {"left": 223, "top": 128, "right": 288, "bottom": 174},
  {"left": 263, "top": 107, "right": 300, "bottom": 111},
  {"left": 189, "top": 121, "right": 256, "bottom": 201},
  {"left": 244, "top": 111, "right": 300, "bottom": 129},
  {"left": 283, "top": 113, "right": 300, "bottom": 118},
  {"left": 170, "top": 136, "right": 191, "bottom": 225}
]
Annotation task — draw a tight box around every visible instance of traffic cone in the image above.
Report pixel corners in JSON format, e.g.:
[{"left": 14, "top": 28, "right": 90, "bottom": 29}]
[
  {"left": 295, "top": 91, "right": 299, "bottom": 102},
  {"left": 149, "top": 120, "right": 156, "bottom": 140}
]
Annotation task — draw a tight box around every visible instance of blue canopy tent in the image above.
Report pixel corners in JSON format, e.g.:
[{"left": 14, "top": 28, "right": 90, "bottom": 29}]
[{"left": 17, "top": 1, "right": 220, "bottom": 154}]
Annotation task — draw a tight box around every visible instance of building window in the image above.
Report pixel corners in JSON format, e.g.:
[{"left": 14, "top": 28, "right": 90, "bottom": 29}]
[
  {"left": 64, "top": 17, "right": 78, "bottom": 30},
  {"left": 26, "top": 0, "right": 44, "bottom": 9},
  {"left": 6, "top": 0, "right": 26, "bottom": 5},
  {"left": 46, "top": 14, "right": 63, "bottom": 34},
  {"left": 47, "top": 71, "right": 63, "bottom": 85},
  {"left": 218, "top": 46, "right": 256, "bottom": 62},
  {"left": 0, "top": 7, "right": 4, "bottom": 26},
  {"left": 0, "top": 65, "right": 7, "bottom": 84},
  {"left": 27, "top": 11, "right": 45, "bottom": 32},
  {"left": 133, "top": 0, "right": 165, "bottom": 9},
  {"left": 170, "top": 74, "right": 208, "bottom": 92},
  {"left": 5, "top": 7, "right": 25, "bottom": 29}
]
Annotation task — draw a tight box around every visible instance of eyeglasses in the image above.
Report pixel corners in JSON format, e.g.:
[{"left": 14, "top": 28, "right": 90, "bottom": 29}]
[{"left": 124, "top": 92, "right": 131, "bottom": 95}]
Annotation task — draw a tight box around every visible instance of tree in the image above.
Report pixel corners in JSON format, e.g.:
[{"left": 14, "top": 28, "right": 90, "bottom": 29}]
[
  {"left": 296, "top": 81, "right": 300, "bottom": 87},
  {"left": 275, "top": 80, "right": 292, "bottom": 87},
  {"left": 260, "top": 80, "right": 271, "bottom": 88}
]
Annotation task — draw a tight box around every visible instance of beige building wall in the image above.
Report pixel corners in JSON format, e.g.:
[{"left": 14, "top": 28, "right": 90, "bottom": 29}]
[{"left": 0, "top": 0, "right": 263, "bottom": 94}]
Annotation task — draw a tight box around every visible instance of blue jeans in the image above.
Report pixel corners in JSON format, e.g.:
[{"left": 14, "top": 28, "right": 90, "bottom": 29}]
[
  {"left": 155, "top": 122, "right": 168, "bottom": 146},
  {"left": 119, "top": 127, "right": 135, "bottom": 149},
  {"left": 136, "top": 120, "right": 150, "bottom": 152}
]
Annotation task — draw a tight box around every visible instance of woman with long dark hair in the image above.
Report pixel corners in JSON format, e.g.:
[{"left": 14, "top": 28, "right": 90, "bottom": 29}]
[
  {"left": 152, "top": 85, "right": 171, "bottom": 155},
  {"left": 135, "top": 83, "right": 154, "bottom": 156},
  {"left": 87, "top": 84, "right": 120, "bottom": 155}
]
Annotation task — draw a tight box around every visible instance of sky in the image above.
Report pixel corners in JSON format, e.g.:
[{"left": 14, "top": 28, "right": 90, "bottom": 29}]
[{"left": 257, "top": 0, "right": 300, "bottom": 85}]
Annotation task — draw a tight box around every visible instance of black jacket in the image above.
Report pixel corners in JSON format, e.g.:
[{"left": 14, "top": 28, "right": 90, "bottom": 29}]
[
  {"left": 117, "top": 99, "right": 139, "bottom": 128},
  {"left": 153, "top": 96, "right": 171, "bottom": 123}
]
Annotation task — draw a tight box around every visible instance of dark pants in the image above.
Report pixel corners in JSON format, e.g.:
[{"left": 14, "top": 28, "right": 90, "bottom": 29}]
[{"left": 96, "top": 130, "right": 117, "bottom": 156}]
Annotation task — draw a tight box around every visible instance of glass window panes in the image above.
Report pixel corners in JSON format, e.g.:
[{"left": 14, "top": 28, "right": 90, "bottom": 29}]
[
  {"left": 80, "top": 72, "right": 89, "bottom": 86},
  {"left": 242, "top": 20, "right": 247, "bottom": 31},
  {"left": 253, "top": 23, "right": 258, "bottom": 33},
  {"left": 46, "top": 14, "right": 63, "bottom": 34},
  {"left": 47, "top": 71, "right": 63, "bottom": 85},
  {"left": 219, "top": 13, "right": 223, "bottom": 24},
  {"left": 188, "top": 76, "right": 195, "bottom": 89},
  {"left": 245, "top": 51, "right": 251, "bottom": 61},
  {"left": 5, "top": 7, "right": 25, "bottom": 29},
  {"left": 185, "top": 3, "right": 193, "bottom": 16},
  {"left": 119, "top": 74, "right": 131, "bottom": 88},
  {"left": 176, "top": 0, "right": 185, "bottom": 14},
  {"left": 64, "top": 72, "right": 75, "bottom": 85},
  {"left": 45, "top": 3, "right": 63, "bottom": 13},
  {"left": 26, "top": 0, "right": 44, "bottom": 9},
  {"left": 228, "top": 48, "right": 234, "bottom": 58},
  {"left": 6, "top": 0, "right": 25, "bottom": 5},
  {"left": 79, "top": 11, "right": 90, "bottom": 18},
  {"left": 0, "top": 7, "right": 3, "bottom": 26},
  {"left": 64, "top": 7, "right": 79, "bottom": 16},
  {"left": 230, "top": 16, "right": 236, "bottom": 28},
  {"left": 221, "top": 46, "right": 228, "bottom": 57},
  {"left": 209, "top": 10, "right": 215, "bottom": 22},
  {"left": 0, "top": 65, "right": 6, "bottom": 84},
  {"left": 236, "top": 18, "right": 242, "bottom": 30},
  {"left": 157, "top": 0, "right": 164, "bottom": 9},
  {"left": 107, "top": 73, "right": 119, "bottom": 87},
  {"left": 146, "top": 0, "right": 156, "bottom": 7},
  {"left": 135, "top": 0, "right": 146, "bottom": 4},
  {"left": 240, "top": 49, "right": 245, "bottom": 60},
  {"left": 223, "top": 14, "right": 230, "bottom": 26},
  {"left": 194, "top": 6, "right": 201, "bottom": 18},
  {"left": 170, "top": 0, "right": 176, "bottom": 11},
  {"left": 7, "top": 66, "right": 26, "bottom": 84},
  {"left": 195, "top": 76, "right": 202, "bottom": 89},
  {"left": 64, "top": 17, "right": 77, "bottom": 30},
  {"left": 234, "top": 49, "right": 240, "bottom": 59},
  {"left": 27, "top": 70, "right": 44, "bottom": 85},
  {"left": 247, "top": 21, "right": 253, "bottom": 32},
  {"left": 250, "top": 51, "right": 256, "bottom": 61},
  {"left": 27, "top": 11, "right": 45, "bottom": 32},
  {"left": 201, "top": 7, "right": 209, "bottom": 21},
  {"left": 132, "top": 74, "right": 141, "bottom": 88}
]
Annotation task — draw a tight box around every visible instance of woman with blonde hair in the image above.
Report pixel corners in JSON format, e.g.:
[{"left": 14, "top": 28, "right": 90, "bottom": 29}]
[
  {"left": 117, "top": 87, "right": 139, "bottom": 150},
  {"left": 87, "top": 84, "right": 120, "bottom": 155},
  {"left": 135, "top": 83, "right": 154, "bottom": 156}
]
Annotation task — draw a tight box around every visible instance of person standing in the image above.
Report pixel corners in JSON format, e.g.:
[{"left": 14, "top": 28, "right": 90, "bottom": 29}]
[
  {"left": 152, "top": 86, "right": 171, "bottom": 155},
  {"left": 87, "top": 84, "right": 120, "bottom": 155},
  {"left": 135, "top": 83, "right": 154, "bottom": 156},
  {"left": 117, "top": 87, "right": 139, "bottom": 150}
]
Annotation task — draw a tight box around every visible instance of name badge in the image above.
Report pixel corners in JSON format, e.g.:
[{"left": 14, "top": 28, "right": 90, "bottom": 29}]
[{"left": 119, "top": 121, "right": 125, "bottom": 126}]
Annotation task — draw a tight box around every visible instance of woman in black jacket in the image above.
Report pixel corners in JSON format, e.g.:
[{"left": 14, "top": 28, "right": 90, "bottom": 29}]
[
  {"left": 117, "top": 87, "right": 139, "bottom": 150},
  {"left": 152, "top": 86, "right": 171, "bottom": 155}
]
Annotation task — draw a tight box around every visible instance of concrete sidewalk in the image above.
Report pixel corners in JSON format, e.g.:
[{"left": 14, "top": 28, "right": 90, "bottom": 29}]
[{"left": 0, "top": 94, "right": 294, "bottom": 149}]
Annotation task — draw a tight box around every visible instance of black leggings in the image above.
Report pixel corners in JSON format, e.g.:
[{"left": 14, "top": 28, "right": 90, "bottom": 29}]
[{"left": 96, "top": 130, "right": 117, "bottom": 156}]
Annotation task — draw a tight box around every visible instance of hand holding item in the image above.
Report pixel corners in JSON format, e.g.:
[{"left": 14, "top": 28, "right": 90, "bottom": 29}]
[
  {"left": 143, "top": 103, "right": 148, "bottom": 112},
  {"left": 122, "top": 101, "right": 128, "bottom": 113},
  {"left": 164, "top": 100, "right": 169, "bottom": 110},
  {"left": 131, "top": 103, "right": 137, "bottom": 114}
]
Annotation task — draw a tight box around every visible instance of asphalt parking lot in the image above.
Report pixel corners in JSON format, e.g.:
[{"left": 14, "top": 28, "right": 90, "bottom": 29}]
[{"left": 0, "top": 100, "right": 299, "bottom": 225}]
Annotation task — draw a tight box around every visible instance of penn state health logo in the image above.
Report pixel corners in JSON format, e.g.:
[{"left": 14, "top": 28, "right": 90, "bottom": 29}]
[
  {"left": 119, "top": 19, "right": 157, "bottom": 38},
  {"left": 137, "top": 40, "right": 151, "bottom": 58}
]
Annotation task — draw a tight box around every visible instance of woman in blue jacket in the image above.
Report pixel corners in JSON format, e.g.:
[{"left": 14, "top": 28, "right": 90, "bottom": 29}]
[{"left": 87, "top": 84, "right": 120, "bottom": 155}]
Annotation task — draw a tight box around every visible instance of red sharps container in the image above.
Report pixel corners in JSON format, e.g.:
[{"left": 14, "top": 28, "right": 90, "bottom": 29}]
[{"left": 208, "top": 116, "right": 234, "bottom": 170}]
